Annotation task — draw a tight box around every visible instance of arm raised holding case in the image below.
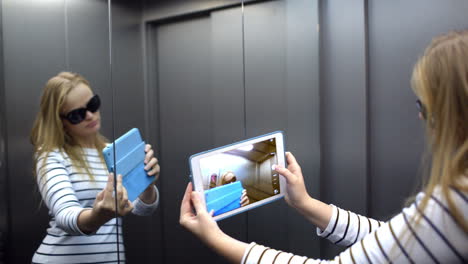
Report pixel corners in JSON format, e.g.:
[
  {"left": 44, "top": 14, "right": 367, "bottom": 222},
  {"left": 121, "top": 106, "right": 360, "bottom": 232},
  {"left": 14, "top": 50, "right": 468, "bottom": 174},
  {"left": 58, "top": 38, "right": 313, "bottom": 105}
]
[{"left": 102, "top": 128, "right": 158, "bottom": 202}]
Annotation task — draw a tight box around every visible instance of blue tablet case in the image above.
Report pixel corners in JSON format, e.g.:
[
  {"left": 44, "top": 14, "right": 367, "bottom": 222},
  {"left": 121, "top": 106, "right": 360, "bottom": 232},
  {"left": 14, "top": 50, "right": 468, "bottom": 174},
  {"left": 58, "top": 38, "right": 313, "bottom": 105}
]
[
  {"left": 102, "top": 128, "right": 155, "bottom": 201},
  {"left": 205, "top": 181, "right": 243, "bottom": 216}
]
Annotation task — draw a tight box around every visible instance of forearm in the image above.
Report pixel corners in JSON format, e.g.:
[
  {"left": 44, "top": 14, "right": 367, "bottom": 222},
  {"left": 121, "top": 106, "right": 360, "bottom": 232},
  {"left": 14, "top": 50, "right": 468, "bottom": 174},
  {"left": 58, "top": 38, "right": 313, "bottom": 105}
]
[
  {"left": 131, "top": 185, "right": 159, "bottom": 216},
  {"left": 295, "top": 196, "right": 333, "bottom": 231},
  {"left": 206, "top": 231, "right": 248, "bottom": 263},
  {"left": 77, "top": 208, "right": 111, "bottom": 234},
  {"left": 139, "top": 184, "right": 157, "bottom": 204}
]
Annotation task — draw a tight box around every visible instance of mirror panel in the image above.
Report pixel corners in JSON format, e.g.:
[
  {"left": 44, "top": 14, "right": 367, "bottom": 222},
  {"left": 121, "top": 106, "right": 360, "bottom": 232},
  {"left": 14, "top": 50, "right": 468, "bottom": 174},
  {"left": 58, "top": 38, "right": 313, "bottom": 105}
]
[
  {"left": 3, "top": 1, "right": 68, "bottom": 261},
  {"left": 1, "top": 0, "right": 112, "bottom": 262},
  {"left": 0, "top": 0, "right": 319, "bottom": 262}
]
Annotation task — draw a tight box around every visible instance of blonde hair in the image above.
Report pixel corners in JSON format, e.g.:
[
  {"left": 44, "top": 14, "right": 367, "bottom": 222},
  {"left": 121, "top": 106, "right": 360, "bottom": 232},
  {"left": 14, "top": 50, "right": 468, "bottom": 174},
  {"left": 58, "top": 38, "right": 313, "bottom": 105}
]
[
  {"left": 221, "top": 171, "right": 237, "bottom": 185},
  {"left": 411, "top": 30, "right": 468, "bottom": 233},
  {"left": 30, "top": 72, "right": 107, "bottom": 183}
]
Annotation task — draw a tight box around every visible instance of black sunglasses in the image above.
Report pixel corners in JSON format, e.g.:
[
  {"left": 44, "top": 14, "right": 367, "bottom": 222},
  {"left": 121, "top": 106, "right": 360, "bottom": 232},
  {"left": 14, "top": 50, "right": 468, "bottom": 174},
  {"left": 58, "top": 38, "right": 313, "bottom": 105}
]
[
  {"left": 61, "top": 94, "right": 101, "bottom": 124},
  {"left": 416, "top": 99, "right": 427, "bottom": 119}
]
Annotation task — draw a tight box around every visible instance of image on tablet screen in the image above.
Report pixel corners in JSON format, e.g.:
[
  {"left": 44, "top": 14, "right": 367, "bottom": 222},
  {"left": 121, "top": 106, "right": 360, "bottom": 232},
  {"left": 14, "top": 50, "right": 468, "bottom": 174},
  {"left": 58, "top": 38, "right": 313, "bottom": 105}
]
[{"left": 199, "top": 138, "right": 280, "bottom": 215}]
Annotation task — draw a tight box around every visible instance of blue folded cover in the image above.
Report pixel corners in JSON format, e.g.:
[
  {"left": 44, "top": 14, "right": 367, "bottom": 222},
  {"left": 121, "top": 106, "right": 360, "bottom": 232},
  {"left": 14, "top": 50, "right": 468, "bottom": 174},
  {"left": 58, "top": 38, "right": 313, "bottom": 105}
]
[
  {"left": 205, "top": 181, "right": 243, "bottom": 216},
  {"left": 102, "top": 128, "right": 155, "bottom": 201}
]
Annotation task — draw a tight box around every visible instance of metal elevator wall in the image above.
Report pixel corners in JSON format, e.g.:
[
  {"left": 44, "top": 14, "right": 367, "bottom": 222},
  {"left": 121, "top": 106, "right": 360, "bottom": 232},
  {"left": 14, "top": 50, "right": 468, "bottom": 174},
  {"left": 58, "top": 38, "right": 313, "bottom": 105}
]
[
  {"left": 151, "top": 1, "right": 319, "bottom": 263},
  {"left": 2, "top": 0, "right": 467, "bottom": 263},
  {"left": 0, "top": 1, "right": 6, "bottom": 263}
]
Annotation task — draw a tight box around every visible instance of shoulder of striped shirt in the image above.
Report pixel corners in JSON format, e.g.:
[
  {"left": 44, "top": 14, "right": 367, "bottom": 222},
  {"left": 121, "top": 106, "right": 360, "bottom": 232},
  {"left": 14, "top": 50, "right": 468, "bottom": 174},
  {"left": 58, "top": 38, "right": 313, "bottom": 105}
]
[
  {"left": 35, "top": 149, "right": 69, "bottom": 169},
  {"left": 421, "top": 184, "right": 467, "bottom": 203},
  {"left": 36, "top": 148, "right": 68, "bottom": 160},
  {"left": 37, "top": 148, "right": 103, "bottom": 164}
]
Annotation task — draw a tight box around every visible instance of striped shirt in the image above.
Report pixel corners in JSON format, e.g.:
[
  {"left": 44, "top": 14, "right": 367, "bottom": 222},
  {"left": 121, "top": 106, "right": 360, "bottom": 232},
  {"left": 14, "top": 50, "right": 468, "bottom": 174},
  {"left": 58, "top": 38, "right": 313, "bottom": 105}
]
[
  {"left": 32, "top": 148, "right": 159, "bottom": 264},
  {"left": 242, "top": 186, "right": 468, "bottom": 264}
]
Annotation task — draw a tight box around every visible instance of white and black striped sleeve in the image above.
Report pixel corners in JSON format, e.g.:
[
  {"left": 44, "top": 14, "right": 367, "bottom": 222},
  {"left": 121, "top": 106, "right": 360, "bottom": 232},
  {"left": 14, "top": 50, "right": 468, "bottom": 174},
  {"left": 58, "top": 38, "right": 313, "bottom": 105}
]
[
  {"left": 317, "top": 205, "right": 384, "bottom": 247},
  {"left": 241, "top": 243, "right": 336, "bottom": 264},
  {"left": 132, "top": 185, "right": 160, "bottom": 216},
  {"left": 36, "top": 151, "right": 87, "bottom": 235},
  {"left": 242, "top": 188, "right": 468, "bottom": 264}
]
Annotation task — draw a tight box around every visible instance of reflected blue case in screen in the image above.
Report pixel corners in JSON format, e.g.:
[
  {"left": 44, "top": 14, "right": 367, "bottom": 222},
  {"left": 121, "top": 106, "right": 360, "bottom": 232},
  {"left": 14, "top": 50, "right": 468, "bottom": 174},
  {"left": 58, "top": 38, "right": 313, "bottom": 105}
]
[
  {"left": 102, "top": 128, "right": 154, "bottom": 201},
  {"left": 205, "top": 181, "right": 243, "bottom": 216}
]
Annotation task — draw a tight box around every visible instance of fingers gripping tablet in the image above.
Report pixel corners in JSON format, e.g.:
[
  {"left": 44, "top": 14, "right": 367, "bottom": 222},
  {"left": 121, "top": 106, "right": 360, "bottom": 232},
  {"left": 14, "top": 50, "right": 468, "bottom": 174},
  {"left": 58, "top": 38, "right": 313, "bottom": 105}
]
[{"left": 189, "top": 131, "right": 286, "bottom": 221}]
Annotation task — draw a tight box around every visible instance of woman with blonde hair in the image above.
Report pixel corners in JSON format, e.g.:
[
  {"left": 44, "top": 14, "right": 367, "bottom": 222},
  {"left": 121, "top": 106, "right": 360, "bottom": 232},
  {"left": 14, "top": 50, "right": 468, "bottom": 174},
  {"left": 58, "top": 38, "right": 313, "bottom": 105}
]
[
  {"left": 180, "top": 30, "right": 467, "bottom": 263},
  {"left": 31, "top": 72, "right": 161, "bottom": 263}
]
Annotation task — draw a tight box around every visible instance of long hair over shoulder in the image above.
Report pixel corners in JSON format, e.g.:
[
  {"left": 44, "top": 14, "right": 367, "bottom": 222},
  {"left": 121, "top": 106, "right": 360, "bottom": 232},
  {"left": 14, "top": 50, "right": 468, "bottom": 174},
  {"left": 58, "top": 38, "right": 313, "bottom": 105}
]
[{"left": 30, "top": 72, "right": 107, "bottom": 183}]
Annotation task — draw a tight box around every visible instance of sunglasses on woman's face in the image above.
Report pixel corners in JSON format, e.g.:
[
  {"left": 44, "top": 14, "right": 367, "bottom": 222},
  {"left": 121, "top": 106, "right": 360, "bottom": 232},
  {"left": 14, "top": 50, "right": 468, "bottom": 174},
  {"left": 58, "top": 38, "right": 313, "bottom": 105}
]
[
  {"left": 416, "top": 99, "right": 427, "bottom": 119},
  {"left": 61, "top": 94, "right": 101, "bottom": 125}
]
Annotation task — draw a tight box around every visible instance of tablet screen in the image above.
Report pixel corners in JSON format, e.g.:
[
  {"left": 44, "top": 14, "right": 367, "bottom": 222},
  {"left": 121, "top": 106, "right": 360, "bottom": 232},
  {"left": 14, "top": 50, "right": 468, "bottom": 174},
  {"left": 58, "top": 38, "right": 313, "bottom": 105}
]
[{"left": 189, "top": 131, "right": 286, "bottom": 221}]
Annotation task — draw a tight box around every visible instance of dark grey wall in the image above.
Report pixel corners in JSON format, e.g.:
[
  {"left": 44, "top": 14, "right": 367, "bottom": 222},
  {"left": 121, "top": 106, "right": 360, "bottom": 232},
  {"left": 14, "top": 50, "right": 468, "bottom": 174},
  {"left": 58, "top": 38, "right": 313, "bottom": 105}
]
[
  {"left": 368, "top": 0, "right": 468, "bottom": 220},
  {"left": 319, "top": 0, "right": 368, "bottom": 257},
  {"left": 319, "top": 0, "right": 468, "bottom": 260},
  {"left": 146, "top": 1, "right": 320, "bottom": 263},
  {"left": 284, "top": 0, "right": 320, "bottom": 256},
  {"left": 156, "top": 17, "right": 218, "bottom": 263},
  {"left": 3, "top": 1, "right": 67, "bottom": 261},
  {"left": 244, "top": 1, "right": 320, "bottom": 256},
  {"left": 243, "top": 2, "right": 289, "bottom": 251},
  {"left": 0, "top": 2, "right": 7, "bottom": 263}
]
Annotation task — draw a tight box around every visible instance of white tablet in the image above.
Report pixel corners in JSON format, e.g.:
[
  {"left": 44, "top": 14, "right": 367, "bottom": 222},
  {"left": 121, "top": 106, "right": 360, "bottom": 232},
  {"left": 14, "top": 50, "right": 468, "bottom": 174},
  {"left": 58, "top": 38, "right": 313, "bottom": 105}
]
[{"left": 189, "top": 131, "right": 286, "bottom": 221}]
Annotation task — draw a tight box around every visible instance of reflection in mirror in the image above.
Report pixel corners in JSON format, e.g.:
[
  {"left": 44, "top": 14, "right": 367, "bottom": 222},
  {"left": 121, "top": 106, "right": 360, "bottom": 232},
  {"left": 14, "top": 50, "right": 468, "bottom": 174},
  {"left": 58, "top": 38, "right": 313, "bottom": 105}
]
[
  {"left": 1, "top": 0, "right": 114, "bottom": 262},
  {"left": 1, "top": 0, "right": 319, "bottom": 263}
]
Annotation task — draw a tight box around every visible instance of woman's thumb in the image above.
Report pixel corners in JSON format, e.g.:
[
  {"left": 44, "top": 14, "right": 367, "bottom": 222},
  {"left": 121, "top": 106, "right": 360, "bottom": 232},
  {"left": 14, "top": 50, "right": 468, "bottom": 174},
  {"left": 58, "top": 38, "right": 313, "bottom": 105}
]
[
  {"left": 191, "top": 191, "right": 206, "bottom": 214},
  {"left": 275, "top": 164, "right": 295, "bottom": 183}
]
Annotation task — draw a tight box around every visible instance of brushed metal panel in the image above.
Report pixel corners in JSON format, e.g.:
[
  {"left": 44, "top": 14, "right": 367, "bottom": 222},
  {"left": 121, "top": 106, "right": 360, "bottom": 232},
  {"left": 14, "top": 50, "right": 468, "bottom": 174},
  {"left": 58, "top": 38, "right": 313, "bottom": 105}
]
[
  {"left": 211, "top": 7, "right": 249, "bottom": 246},
  {"left": 3, "top": 0, "right": 66, "bottom": 262},
  {"left": 243, "top": 0, "right": 290, "bottom": 251},
  {"left": 319, "top": 0, "right": 368, "bottom": 258},
  {"left": 368, "top": 0, "right": 468, "bottom": 219},
  {"left": 156, "top": 17, "right": 220, "bottom": 264},
  {"left": 284, "top": 0, "right": 320, "bottom": 257}
]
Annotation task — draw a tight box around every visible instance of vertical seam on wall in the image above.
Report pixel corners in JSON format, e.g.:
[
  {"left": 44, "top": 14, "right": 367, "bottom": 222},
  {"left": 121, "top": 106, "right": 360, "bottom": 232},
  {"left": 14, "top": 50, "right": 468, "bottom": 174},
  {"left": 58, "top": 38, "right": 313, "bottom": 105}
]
[
  {"left": 241, "top": 0, "right": 250, "bottom": 242},
  {"left": 0, "top": 1, "right": 12, "bottom": 258},
  {"left": 144, "top": 22, "right": 167, "bottom": 264},
  {"left": 241, "top": 1, "right": 247, "bottom": 139},
  {"left": 142, "top": 21, "right": 150, "bottom": 141},
  {"left": 317, "top": 0, "right": 325, "bottom": 259},
  {"left": 283, "top": 0, "right": 289, "bottom": 253},
  {"left": 152, "top": 24, "right": 167, "bottom": 264},
  {"left": 64, "top": 0, "right": 69, "bottom": 70},
  {"left": 363, "top": 0, "right": 371, "bottom": 217},
  {"left": 107, "top": 1, "right": 121, "bottom": 262}
]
